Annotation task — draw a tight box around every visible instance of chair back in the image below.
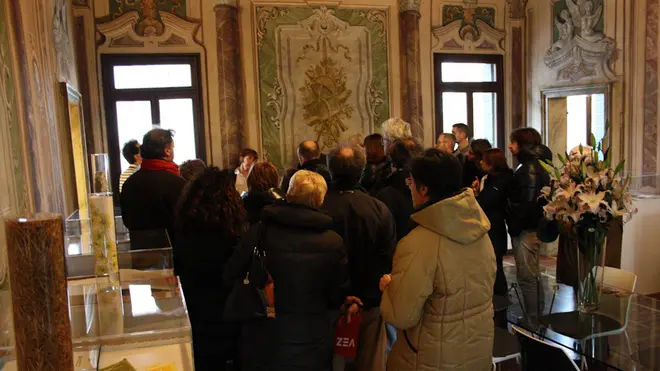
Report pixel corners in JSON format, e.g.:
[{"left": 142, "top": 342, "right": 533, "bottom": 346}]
[
  {"left": 595, "top": 266, "right": 637, "bottom": 328},
  {"left": 513, "top": 326, "right": 580, "bottom": 371},
  {"left": 597, "top": 266, "right": 637, "bottom": 292}
]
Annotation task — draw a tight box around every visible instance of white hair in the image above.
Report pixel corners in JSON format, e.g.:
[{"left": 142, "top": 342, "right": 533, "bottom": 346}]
[
  {"left": 380, "top": 117, "right": 412, "bottom": 142},
  {"left": 286, "top": 170, "right": 328, "bottom": 209}
]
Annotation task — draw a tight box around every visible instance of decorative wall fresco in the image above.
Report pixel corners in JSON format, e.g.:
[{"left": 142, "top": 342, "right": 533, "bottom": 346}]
[
  {"left": 442, "top": 5, "right": 496, "bottom": 33},
  {"left": 256, "top": 5, "right": 390, "bottom": 169},
  {"left": 552, "top": 0, "right": 604, "bottom": 44},
  {"left": 10, "top": 0, "right": 77, "bottom": 213},
  {"left": 0, "top": 0, "right": 26, "bottom": 211},
  {"left": 110, "top": 0, "right": 186, "bottom": 35}
]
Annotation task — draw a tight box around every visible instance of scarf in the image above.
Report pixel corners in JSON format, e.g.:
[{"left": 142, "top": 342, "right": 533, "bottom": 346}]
[{"left": 141, "top": 159, "right": 180, "bottom": 176}]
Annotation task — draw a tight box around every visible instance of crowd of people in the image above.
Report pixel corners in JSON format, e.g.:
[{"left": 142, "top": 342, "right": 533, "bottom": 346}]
[{"left": 117, "top": 117, "right": 552, "bottom": 371}]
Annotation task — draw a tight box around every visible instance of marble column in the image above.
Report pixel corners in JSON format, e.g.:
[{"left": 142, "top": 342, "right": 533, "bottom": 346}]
[
  {"left": 507, "top": 0, "right": 528, "bottom": 131},
  {"left": 215, "top": 0, "right": 245, "bottom": 168},
  {"left": 399, "top": 0, "right": 423, "bottom": 141}
]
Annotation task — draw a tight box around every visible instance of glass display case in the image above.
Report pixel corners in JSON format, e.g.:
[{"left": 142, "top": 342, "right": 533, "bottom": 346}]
[{"left": 0, "top": 251, "right": 192, "bottom": 371}]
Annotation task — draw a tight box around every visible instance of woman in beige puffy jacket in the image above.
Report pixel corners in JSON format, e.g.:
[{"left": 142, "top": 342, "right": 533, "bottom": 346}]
[{"left": 380, "top": 148, "right": 496, "bottom": 371}]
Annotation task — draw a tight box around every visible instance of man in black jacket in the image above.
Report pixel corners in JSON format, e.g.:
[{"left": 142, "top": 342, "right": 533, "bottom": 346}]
[
  {"left": 121, "top": 128, "right": 186, "bottom": 250},
  {"left": 376, "top": 138, "right": 422, "bottom": 242},
  {"left": 322, "top": 143, "right": 396, "bottom": 371},
  {"left": 508, "top": 127, "right": 552, "bottom": 323},
  {"left": 280, "top": 140, "right": 331, "bottom": 193}
]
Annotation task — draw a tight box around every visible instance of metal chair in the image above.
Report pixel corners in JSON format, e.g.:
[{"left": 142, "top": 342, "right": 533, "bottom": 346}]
[
  {"left": 492, "top": 326, "right": 521, "bottom": 371},
  {"left": 513, "top": 325, "right": 581, "bottom": 371}
]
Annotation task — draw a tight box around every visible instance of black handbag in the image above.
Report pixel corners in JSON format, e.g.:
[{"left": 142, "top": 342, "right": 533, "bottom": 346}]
[{"left": 224, "top": 223, "right": 269, "bottom": 321}]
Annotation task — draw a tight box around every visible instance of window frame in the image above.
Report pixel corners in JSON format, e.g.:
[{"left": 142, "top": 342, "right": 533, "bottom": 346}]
[
  {"left": 433, "top": 53, "right": 505, "bottom": 148},
  {"left": 541, "top": 83, "right": 611, "bottom": 150},
  {"left": 101, "top": 54, "right": 206, "bottom": 199}
]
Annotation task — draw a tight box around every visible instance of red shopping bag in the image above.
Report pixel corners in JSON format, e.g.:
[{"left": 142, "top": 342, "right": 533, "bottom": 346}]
[{"left": 334, "top": 312, "right": 362, "bottom": 358}]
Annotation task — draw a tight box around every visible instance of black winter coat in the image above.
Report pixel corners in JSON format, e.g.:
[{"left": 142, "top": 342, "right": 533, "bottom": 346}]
[
  {"left": 477, "top": 170, "right": 514, "bottom": 256},
  {"left": 243, "top": 188, "right": 285, "bottom": 225},
  {"left": 224, "top": 202, "right": 349, "bottom": 371},
  {"left": 322, "top": 181, "right": 396, "bottom": 309},
  {"left": 508, "top": 145, "right": 552, "bottom": 236},
  {"left": 359, "top": 159, "right": 390, "bottom": 194},
  {"left": 376, "top": 169, "right": 415, "bottom": 242},
  {"left": 174, "top": 229, "right": 239, "bottom": 370},
  {"left": 120, "top": 169, "right": 186, "bottom": 248},
  {"left": 280, "top": 158, "right": 331, "bottom": 194}
]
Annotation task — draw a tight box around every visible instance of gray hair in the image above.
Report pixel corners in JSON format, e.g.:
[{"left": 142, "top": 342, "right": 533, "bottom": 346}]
[
  {"left": 380, "top": 117, "right": 412, "bottom": 142},
  {"left": 286, "top": 170, "right": 328, "bottom": 209}
]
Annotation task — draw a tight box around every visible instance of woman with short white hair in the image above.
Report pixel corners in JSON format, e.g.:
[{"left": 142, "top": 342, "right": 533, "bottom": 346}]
[
  {"left": 286, "top": 170, "right": 328, "bottom": 208},
  {"left": 225, "top": 170, "right": 349, "bottom": 371}
]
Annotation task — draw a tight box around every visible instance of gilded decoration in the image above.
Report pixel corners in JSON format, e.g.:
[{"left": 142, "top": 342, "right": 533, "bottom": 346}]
[
  {"left": 256, "top": 5, "right": 390, "bottom": 169},
  {"left": 300, "top": 58, "right": 354, "bottom": 148},
  {"left": 110, "top": 0, "right": 186, "bottom": 36}
]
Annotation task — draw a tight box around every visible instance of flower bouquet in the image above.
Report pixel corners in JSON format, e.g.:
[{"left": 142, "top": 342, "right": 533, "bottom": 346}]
[{"left": 539, "top": 130, "right": 637, "bottom": 312}]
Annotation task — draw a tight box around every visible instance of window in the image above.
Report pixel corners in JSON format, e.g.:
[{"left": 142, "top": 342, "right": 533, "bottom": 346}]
[
  {"left": 434, "top": 54, "right": 505, "bottom": 148},
  {"left": 101, "top": 55, "right": 205, "bottom": 196},
  {"left": 567, "top": 93, "right": 607, "bottom": 152}
]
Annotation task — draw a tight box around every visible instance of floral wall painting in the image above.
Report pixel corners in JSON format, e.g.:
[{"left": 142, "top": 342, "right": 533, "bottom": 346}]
[
  {"left": 256, "top": 5, "right": 390, "bottom": 170},
  {"left": 110, "top": 0, "right": 186, "bottom": 36},
  {"left": 441, "top": 5, "right": 496, "bottom": 42},
  {"left": 545, "top": 0, "right": 614, "bottom": 82},
  {"left": 442, "top": 5, "right": 496, "bottom": 29}
]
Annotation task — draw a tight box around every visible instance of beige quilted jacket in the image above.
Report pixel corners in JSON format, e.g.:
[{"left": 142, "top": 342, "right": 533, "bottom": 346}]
[{"left": 381, "top": 188, "right": 496, "bottom": 371}]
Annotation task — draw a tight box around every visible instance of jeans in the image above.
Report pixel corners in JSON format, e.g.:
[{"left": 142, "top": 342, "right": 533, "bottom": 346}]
[{"left": 512, "top": 230, "right": 545, "bottom": 323}]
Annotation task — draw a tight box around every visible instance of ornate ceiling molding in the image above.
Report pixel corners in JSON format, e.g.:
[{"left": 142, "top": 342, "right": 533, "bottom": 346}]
[
  {"left": 432, "top": 19, "right": 505, "bottom": 53},
  {"left": 96, "top": 11, "right": 201, "bottom": 51}
]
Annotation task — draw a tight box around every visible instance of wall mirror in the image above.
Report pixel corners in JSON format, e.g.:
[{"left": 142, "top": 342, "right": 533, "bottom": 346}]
[{"left": 542, "top": 83, "right": 611, "bottom": 160}]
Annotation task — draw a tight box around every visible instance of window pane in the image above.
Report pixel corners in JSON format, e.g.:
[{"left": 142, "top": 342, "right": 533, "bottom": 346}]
[
  {"left": 116, "top": 101, "right": 153, "bottom": 172},
  {"left": 159, "top": 98, "right": 197, "bottom": 165},
  {"left": 114, "top": 64, "right": 192, "bottom": 89},
  {"left": 473, "top": 93, "right": 497, "bottom": 145},
  {"left": 591, "top": 93, "right": 606, "bottom": 147},
  {"left": 442, "top": 92, "right": 468, "bottom": 134},
  {"left": 441, "top": 62, "right": 496, "bottom": 83},
  {"left": 567, "top": 95, "right": 588, "bottom": 151}
]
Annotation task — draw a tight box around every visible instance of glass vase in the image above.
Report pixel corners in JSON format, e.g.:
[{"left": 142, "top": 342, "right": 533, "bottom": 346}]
[{"left": 576, "top": 224, "right": 608, "bottom": 313}]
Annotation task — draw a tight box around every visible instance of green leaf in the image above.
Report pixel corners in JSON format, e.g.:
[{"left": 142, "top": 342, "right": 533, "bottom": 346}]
[
  {"left": 614, "top": 160, "right": 626, "bottom": 176},
  {"left": 593, "top": 150, "right": 599, "bottom": 165},
  {"left": 590, "top": 133, "right": 597, "bottom": 148},
  {"left": 604, "top": 148, "right": 612, "bottom": 169},
  {"left": 579, "top": 144, "right": 584, "bottom": 156},
  {"left": 538, "top": 159, "right": 555, "bottom": 175},
  {"left": 557, "top": 153, "right": 565, "bottom": 165}
]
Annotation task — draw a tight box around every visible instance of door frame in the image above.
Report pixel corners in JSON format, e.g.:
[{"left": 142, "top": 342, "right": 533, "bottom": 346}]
[{"left": 101, "top": 53, "right": 205, "bottom": 200}]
